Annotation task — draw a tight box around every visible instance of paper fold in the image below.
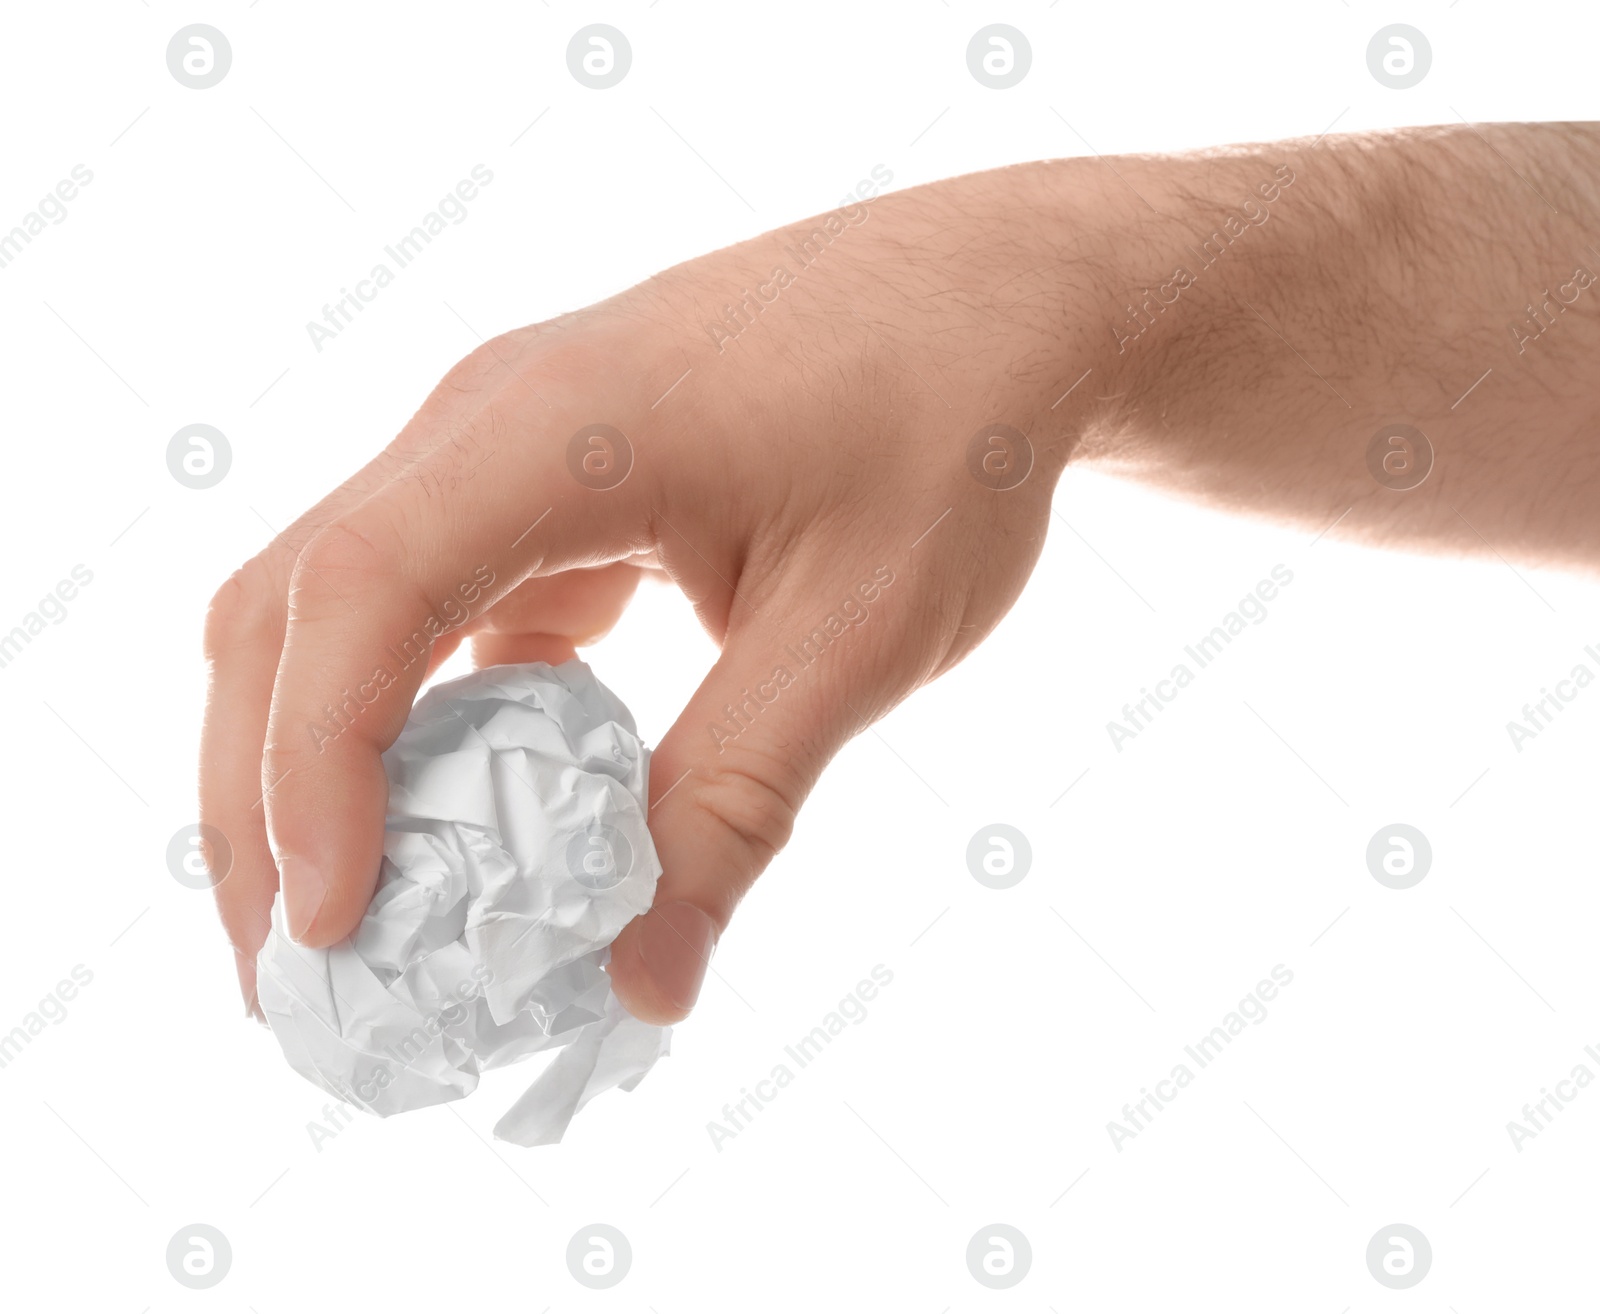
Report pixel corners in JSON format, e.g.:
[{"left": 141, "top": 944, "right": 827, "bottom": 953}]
[{"left": 257, "top": 660, "right": 669, "bottom": 1144}]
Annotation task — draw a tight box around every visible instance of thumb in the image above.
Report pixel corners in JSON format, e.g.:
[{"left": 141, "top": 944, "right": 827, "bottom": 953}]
[{"left": 607, "top": 582, "right": 901, "bottom": 1024}]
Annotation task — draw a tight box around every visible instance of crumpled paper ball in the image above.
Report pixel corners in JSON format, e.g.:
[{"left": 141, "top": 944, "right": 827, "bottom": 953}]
[{"left": 256, "top": 660, "right": 670, "bottom": 1145}]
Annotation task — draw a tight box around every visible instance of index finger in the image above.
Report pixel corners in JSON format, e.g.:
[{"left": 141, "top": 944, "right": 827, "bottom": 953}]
[
  {"left": 259, "top": 338, "right": 672, "bottom": 948},
  {"left": 200, "top": 334, "right": 559, "bottom": 1010}
]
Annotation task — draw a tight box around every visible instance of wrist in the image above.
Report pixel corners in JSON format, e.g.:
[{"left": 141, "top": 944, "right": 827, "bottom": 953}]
[{"left": 745, "top": 158, "right": 1141, "bottom": 487}]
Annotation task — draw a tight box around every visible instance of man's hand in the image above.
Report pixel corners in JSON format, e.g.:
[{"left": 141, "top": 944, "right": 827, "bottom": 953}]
[
  {"left": 202, "top": 162, "right": 1090, "bottom": 1024},
  {"left": 202, "top": 122, "right": 1600, "bottom": 1025}
]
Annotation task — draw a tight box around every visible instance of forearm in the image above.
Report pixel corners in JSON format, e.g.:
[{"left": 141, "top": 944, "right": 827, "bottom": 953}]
[
  {"left": 204, "top": 122, "right": 1599, "bottom": 1026},
  {"left": 1060, "top": 123, "right": 1600, "bottom": 568},
  {"left": 619, "top": 124, "right": 1598, "bottom": 577}
]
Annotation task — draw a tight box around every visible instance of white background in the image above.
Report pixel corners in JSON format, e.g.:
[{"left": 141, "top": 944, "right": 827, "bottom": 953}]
[{"left": 2, "top": 0, "right": 1597, "bottom": 1308}]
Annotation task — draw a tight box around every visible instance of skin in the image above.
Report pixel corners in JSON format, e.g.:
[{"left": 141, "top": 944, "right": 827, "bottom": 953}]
[{"left": 203, "top": 123, "right": 1600, "bottom": 1024}]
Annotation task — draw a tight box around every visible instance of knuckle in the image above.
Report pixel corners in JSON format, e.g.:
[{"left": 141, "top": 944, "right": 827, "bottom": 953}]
[
  {"left": 689, "top": 747, "right": 803, "bottom": 876},
  {"left": 297, "top": 518, "right": 392, "bottom": 579},
  {"left": 289, "top": 519, "right": 402, "bottom": 620},
  {"left": 474, "top": 330, "right": 532, "bottom": 369},
  {"left": 219, "top": 908, "right": 267, "bottom": 961},
  {"left": 444, "top": 332, "right": 527, "bottom": 391},
  {"left": 261, "top": 734, "right": 309, "bottom": 786},
  {"left": 203, "top": 557, "right": 279, "bottom": 660},
  {"left": 428, "top": 331, "right": 560, "bottom": 418}
]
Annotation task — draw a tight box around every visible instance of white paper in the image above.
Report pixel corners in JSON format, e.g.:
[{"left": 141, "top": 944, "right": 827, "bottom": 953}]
[{"left": 256, "top": 660, "right": 670, "bottom": 1145}]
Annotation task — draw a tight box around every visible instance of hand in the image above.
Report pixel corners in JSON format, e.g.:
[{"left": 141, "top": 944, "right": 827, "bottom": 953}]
[
  {"left": 204, "top": 122, "right": 1600, "bottom": 1024},
  {"left": 201, "top": 163, "right": 1098, "bottom": 1024}
]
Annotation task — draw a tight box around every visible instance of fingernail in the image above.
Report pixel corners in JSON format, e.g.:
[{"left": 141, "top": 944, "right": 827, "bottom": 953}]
[
  {"left": 281, "top": 857, "right": 327, "bottom": 943},
  {"left": 234, "top": 951, "right": 265, "bottom": 1025},
  {"left": 638, "top": 900, "right": 716, "bottom": 1014}
]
